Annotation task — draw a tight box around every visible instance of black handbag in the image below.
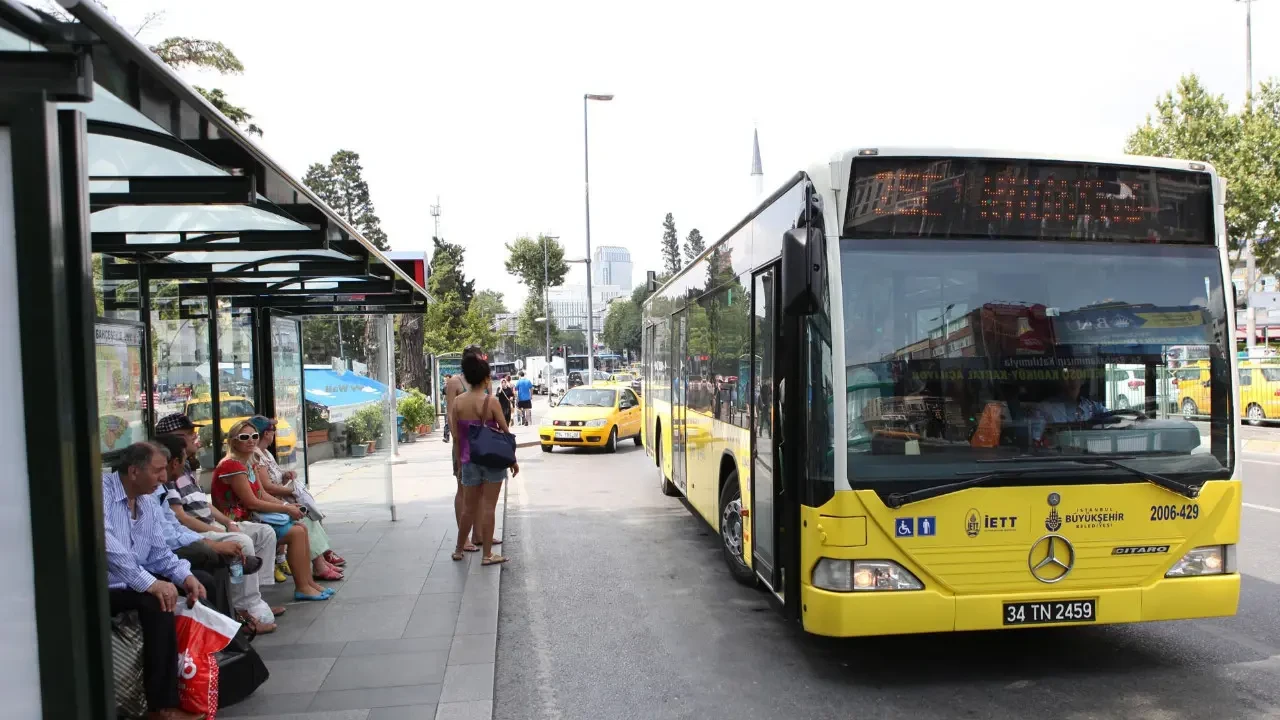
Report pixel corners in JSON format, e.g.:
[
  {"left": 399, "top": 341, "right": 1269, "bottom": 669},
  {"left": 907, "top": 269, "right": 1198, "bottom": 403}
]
[
  {"left": 467, "top": 396, "right": 516, "bottom": 469},
  {"left": 216, "top": 645, "right": 270, "bottom": 708}
]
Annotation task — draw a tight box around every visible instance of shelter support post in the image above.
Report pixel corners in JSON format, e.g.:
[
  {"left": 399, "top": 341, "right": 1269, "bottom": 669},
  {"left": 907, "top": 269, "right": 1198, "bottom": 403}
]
[{"left": 383, "top": 313, "right": 402, "bottom": 521}]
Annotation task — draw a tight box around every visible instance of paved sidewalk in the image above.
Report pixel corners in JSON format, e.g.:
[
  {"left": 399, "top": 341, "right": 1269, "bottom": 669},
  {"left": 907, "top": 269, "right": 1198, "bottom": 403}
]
[{"left": 219, "top": 410, "right": 528, "bottom": 720}]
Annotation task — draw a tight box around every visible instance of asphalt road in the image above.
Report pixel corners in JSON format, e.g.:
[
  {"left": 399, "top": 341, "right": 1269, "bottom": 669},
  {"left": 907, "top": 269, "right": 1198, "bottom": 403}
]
[{"left": 495, "top": 431, "right": 1280, "bottom": 720}]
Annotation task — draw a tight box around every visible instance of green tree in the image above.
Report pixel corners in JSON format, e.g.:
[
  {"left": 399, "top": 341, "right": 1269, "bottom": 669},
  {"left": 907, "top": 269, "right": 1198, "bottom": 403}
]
[
  {"left": 683, "top": 228, "right": 705, "bottom": 264},
  {"left": 302, "top": 150, "right": 390, "bottom": 250},
  {"left": 504, "top": 235, "right": 569, "bottom": 298},
  {"left": 1126, "top": 74, "right": 1280, "bottom": 270},
  {"left": 516, "top": 294, "right": 559, "bottom": 352},
  {"left": 661, "top": 213, "right": 682, "bottom": 275},
  {"left": 470, "top": 290, "right": 507, "bottom": 321},
  {"left": 429, "top": 236, "right": 476, "bottom": 309},
  {"left": 148, "top": 35, "right": 262, "bottom": 136},
  {"left": 602, "top": 299, "right": 642, "bottom": 358}
]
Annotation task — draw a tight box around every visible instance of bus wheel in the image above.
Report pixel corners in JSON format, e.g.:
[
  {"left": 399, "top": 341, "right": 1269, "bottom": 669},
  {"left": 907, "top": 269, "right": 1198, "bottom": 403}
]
[
  {"left": 719, "top": 472, "right": 757, "bottom": 587},
  {"left": 605, "top": 427, "right": 618, "bottom": 453},
  {"left": 658, "top": 428, "right": 678, "bottom": 497}
]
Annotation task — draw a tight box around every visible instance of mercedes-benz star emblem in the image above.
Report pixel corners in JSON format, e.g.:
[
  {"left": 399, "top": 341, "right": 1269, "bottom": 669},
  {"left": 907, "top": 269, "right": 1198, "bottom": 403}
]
[{"left": 1028, "top": 534, "right": 1075, "bottom": 584}]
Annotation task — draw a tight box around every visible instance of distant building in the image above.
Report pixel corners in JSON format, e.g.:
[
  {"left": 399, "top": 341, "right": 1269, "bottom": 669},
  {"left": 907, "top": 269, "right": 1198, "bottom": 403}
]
[{"left": 592, "top": 246, "right": 633, "bottom": 291}]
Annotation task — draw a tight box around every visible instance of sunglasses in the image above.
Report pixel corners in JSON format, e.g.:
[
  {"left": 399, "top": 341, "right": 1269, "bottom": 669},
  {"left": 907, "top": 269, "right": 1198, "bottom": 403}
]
[{"left": 235, "top": 432, "right": 261, "bottom": 442}]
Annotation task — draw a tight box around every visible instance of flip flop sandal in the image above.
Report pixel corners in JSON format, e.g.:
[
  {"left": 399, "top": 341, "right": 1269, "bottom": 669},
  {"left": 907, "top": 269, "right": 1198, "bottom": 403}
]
[
  {"left": 271, "top": 606, "right": 286, "bottom": 616},
  {"left": 451, "top": 550, "right": 465, "bottom": 561},
  {"left": 294, "top": 590, "right": 331, "bottom": 602},
  {"left": 463, "top": 545, "right": 480, "bottom": 553},
  {"left": 481, "top": 554, "right": 509, "bottom": 566}
]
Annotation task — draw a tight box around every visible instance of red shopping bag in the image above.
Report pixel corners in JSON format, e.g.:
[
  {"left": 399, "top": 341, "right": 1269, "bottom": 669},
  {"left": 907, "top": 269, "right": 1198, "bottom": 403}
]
[{"left": 174, "top": 601, "right": 241, "bottom": 717}]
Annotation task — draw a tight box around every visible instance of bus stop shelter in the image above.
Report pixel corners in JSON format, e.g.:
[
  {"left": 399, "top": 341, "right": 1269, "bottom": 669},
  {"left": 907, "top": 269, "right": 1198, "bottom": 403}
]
[{"left": 0, "top": 1, "right": 430, "bottom": 716}]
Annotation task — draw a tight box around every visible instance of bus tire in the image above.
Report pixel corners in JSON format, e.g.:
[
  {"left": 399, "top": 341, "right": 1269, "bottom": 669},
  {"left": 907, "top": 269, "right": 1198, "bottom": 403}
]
[
  {"left": 719, "top": 471, "right": 756, "bottom": 587},
  {"left": 605, "top": 427, "right": 618, "bottom": 453},
  {"left": 658, "top": 427, "right": 679, "bottom": 497}
]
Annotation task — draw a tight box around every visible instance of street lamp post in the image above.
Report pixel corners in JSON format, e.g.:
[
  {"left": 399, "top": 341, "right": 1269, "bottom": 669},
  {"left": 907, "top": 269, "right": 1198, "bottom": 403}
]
[
  {"left": 542, "top": 235, "right": 558, "bottom": 364},
  {"left": 1237, "top": 0, "right": 1255, "bottom": 110},
  {"left": 584, "top": 92, "right": 613, "bottom": 386}
]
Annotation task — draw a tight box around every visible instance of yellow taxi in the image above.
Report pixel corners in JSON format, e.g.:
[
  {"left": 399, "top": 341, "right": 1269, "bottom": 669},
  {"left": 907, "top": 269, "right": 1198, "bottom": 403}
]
[
  {"left": 539, "top": 384, "right": 643, "bottom": 453},
  {"left": 1239, "top": 360, "right": 1280, "bottom": 425},
  {"left": 184, "top": 393, "right": 297, "bottom": 460},
  {"left": 1173, "top": 360, "right": 1212, "bottom": 419}
]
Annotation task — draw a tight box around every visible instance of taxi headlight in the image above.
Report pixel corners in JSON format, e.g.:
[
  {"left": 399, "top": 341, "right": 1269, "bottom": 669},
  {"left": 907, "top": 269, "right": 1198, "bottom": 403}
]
[
  {"left": 812, "top": 558, "right": 923, "bottom": 592},
  {"left": 584, "top": 418, "right": 608, "bottom": 427},
  {"left": 1165, "top": 545, "right": 1234, "bottom": 577}
]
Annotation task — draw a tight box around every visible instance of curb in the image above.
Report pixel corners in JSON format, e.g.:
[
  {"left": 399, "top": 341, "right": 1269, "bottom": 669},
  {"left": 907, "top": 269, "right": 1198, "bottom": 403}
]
[{"left": 516, "top": 439, "right": 541, "bottom": 449}]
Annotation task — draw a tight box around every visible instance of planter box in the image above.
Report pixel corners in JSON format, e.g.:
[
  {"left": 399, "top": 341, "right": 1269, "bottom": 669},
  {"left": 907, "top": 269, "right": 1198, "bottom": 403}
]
[
  {"left": 306, "top": 430, "right": 330, "bottom": 447},
  {"left": 349, "top": 444, "right": 368, "bottom": 458}
]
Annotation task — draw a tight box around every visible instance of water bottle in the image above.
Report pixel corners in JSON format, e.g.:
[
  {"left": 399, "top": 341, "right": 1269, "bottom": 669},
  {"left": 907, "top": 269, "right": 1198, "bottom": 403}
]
[{"left": 229, "top": 559, "right": 244, "bottom": 585}]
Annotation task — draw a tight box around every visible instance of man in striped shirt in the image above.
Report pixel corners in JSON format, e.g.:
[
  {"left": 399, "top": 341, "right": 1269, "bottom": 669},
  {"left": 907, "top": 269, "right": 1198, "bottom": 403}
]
[{"left": 103, "top": 442, "right": 207, "bottom": 720}]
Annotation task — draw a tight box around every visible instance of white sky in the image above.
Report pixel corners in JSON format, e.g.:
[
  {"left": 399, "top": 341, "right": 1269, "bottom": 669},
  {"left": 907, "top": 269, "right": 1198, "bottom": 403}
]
[{"left": 88, "top": 0, "right": 1278, "bottom": 308}]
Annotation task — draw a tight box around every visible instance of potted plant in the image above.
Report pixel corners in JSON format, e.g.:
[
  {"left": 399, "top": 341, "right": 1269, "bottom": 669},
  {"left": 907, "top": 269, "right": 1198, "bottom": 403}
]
[
  {"left": 351, "top": 405, "right": 384, "bottom": 453},
  {"left": 398, "top": 390, "right": 430, "bottom": 444},
  {"left": 421, "top": 403, "right": 436, "bottom": 435},
  {"left": 345, "top": 413, "right": 369, "bottom": 458},
  {"left": 305, "top": 400, "right": 331, "bottom": 447}
]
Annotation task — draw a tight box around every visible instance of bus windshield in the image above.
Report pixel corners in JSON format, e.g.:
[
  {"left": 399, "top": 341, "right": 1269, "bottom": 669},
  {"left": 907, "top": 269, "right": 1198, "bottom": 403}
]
[{"left": 839, "top": 238, "right": 1232, "bottom": 487}]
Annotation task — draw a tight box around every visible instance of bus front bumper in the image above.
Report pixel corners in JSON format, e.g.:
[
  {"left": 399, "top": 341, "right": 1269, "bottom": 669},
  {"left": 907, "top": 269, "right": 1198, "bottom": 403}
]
[{"left": 799, "top": 574, "right": 1240, "bottom": 637}]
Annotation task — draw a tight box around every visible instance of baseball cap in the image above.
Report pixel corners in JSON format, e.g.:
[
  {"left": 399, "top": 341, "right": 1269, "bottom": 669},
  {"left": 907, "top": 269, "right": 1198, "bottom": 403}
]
[{"left": 155, "top": 413, "right": 196, "bottom": 435}]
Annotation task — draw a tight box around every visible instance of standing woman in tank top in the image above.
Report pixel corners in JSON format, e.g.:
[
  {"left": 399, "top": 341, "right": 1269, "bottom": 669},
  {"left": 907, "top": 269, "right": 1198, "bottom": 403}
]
[{"left": 449, "top": 352, "right": 519, "bottom": 565}]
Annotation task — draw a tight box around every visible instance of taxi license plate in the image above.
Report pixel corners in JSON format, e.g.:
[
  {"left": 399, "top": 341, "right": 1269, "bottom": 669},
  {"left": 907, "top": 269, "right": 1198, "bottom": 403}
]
[
  {"left": 554, "top": 430, "right": 580, "bottom": 440},
  {"left": 1003, "top": 599, "right": 1095, "bottom": 626}
]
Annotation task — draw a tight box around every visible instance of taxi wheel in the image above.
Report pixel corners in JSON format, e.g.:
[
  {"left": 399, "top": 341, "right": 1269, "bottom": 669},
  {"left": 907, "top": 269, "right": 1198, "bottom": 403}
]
[
  {"left": 605, "top": 427, "right": 618, "bottom": 454},
  {"left": 719, "top": 471, "right": 757, "bottom": 587},
  {"left": 541, "top": 444, "right": 553, "bottom": 453},
  {"left": 1247, "top": 403, "right": 1266, "bottom": 426},
  {"left": 1182, "top": 398, "right": 1198, "bottom": 418},
  {"left": 634, "top": 433, "right": 643, "bottom": 446}
]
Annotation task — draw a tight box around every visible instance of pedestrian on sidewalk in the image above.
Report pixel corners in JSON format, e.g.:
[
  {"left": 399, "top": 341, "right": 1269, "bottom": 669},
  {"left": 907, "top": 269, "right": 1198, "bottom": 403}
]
[
  {"left": 442, "top": 374, "right": 454, "bottom": 443},
  {"left": 515, "top": 370, "right": 534, "bottom": 426},
  {"left": 498, "top": 376, "right": 515, "bottom": 427},
  {"left": 445, "top": 346, "right": 499, "bottom": 551},
  {"left": 449, "top": 352, "right": 517, "bottom": 566}
]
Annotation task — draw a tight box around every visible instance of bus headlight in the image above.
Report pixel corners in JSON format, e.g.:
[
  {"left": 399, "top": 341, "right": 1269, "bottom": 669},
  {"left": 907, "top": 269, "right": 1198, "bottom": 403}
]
[
  {"left": 1165, "top": 545, "right": 1235, "bottom": 577},
  {"left": 584, "top": 419, "right": 608, "bottom": 427},
  {"left": 812, "top": 559, "right": 923, "bottom": 592}
]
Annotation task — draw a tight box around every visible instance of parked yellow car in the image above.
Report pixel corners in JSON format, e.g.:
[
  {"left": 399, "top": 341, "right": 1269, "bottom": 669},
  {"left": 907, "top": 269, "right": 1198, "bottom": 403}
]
[
  {"left": 1239, "top": 361, "right": 1280, "bottom": 426},
  {"left": 184, "top": 393, "right": 296, "bottom": 460},
  {"left": 1174, "top": 361, "right": 1212, "bottom": 419},
  {"left": 539, "top": 385, "right": 643, "bottom": 453}
]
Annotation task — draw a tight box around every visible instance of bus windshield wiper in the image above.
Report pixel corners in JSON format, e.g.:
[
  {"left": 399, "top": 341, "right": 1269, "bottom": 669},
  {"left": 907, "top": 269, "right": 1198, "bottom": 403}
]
[
  {"left": 979, "top": 455, "right": 1201, "bottom": 499},
  {"left": 884, "top": 470, "right": 1031, "bottom": 509},
  {"left": 884, "top": 454, "right": 1201, "bottom": 509}
]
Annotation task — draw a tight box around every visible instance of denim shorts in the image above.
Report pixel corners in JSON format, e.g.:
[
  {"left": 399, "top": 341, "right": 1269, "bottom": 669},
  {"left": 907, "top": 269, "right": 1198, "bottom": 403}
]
[{"left": 460, "top": 462, "right": 507, "bottom": 487}]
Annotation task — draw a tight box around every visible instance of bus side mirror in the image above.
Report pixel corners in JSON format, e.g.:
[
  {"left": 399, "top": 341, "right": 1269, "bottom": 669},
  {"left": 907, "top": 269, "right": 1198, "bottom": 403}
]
[{"left": 782, "top": 226, "right": 824, "bottom": 316}]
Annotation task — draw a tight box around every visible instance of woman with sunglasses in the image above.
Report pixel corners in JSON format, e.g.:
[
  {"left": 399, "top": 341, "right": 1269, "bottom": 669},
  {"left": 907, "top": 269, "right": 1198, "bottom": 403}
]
[
  {"left": 248, "top": 416, "right": 344, "bottom": 581},
  {"left": 211, "top": 419, "right": 333, "bottom": 601}
]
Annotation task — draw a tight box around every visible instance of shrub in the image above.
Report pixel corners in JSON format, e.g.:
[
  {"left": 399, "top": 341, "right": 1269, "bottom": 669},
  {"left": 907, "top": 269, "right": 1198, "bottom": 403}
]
[
  {"left": 305, "top": 400, "right": 330, "bottom": 431},
  {"left": 344, "top": 412, "right": 369, "bottom": 446},
  {"left": 351, "top": 405, "right": 384, "bottom": 443},
  {"left": 398, "top": 389, "right": 430, "bottom": 431}
]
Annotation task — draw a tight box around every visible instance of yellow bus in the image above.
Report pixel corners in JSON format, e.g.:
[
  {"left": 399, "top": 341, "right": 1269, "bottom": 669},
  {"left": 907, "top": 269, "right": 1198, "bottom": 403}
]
[{"left": 641, "top": 148, "right": 1241, "bottom": 637}]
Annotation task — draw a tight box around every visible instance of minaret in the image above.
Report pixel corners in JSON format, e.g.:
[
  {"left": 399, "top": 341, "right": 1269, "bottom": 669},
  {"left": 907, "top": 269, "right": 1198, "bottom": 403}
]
[{"left": 751, "top": 127, "right": 763, "bottom": 198}]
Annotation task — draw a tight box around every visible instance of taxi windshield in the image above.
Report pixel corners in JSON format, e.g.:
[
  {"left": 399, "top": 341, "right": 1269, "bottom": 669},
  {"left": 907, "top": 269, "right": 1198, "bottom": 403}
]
[
  {"left": 558, "top": 388, "right": 617, "bottom": 408},
  {"left": 840, "top": 239, "right": 1233, "bottom": 486}
]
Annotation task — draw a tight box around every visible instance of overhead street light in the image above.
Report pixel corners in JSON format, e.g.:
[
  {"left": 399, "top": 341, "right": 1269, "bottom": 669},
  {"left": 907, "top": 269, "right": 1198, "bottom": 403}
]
[{"left": 583, "top": 92, "right": 613, "bottom": 385}]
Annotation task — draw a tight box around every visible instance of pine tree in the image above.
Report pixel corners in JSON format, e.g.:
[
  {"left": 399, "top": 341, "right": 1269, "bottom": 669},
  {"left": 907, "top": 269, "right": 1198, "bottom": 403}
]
[
  {"left": 661, "top": 213, "right": 682, "bottom": 275},
  {"left": 683, "top": 228, "right": 705, "bottom": 264},
  {"left": 302, "top": 150, "right": 390, "bottom": 251}
]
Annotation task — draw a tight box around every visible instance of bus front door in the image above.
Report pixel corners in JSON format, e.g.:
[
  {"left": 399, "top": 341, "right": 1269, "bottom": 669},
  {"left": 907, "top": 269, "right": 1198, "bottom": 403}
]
[
  {"left": 672, "top": 312, "right": 688, "bottom": 493},
  {"left": 752, "top": 266, "right": 781, "bottom": 597}
]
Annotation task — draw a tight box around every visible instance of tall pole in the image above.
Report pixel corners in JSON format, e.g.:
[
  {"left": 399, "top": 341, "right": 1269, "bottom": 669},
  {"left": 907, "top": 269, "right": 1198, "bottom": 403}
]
[
  {"left": 544, "top": 237, "right": 551, "bottom": 362},
  {"left": 583, "top": 95, "right": 595, "bottom": 386},
  {"left": 1245, "top": 0, "right": 1254, "bottom": 111}
]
